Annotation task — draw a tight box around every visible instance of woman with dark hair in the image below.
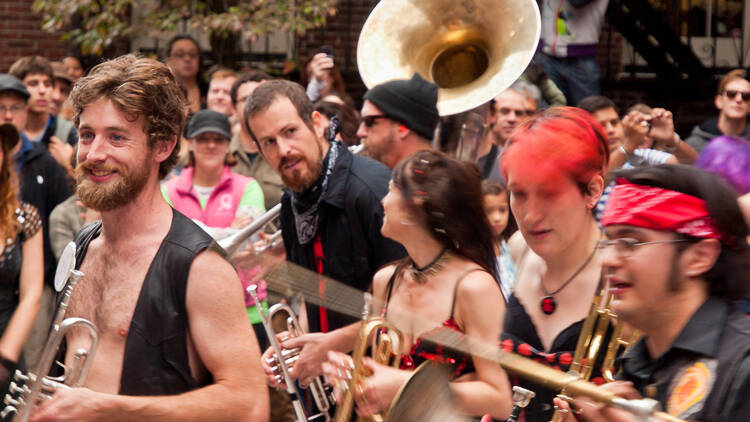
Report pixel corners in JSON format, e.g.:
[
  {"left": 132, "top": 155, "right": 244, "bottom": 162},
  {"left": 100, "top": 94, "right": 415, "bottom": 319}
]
[
  {"left": 325, "top": 150, "right": 511, "bottom": 419},
  {"left": 0, "top": 124, "right": 43, "bottom": 392},
  {"left": 499, "top": 107, "right": 610, "bottom": 421},
  {"left": 165, "top": 34, "right": 207, "bottom": 113},
  {"left": 313, "top": 100, "right": 361, "bottom": 147}
]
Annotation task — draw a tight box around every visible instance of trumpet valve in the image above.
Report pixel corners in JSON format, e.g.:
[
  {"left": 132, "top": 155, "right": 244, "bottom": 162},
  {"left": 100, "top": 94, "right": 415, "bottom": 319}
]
[
  {"left": 12, "top": 369, "right": 28, "bottom": 383},
  {"left": 0, "top": 405, "right": 16, "bottom": 418},
  {"left": 7, "top": 381, "right": 23, "bottom": 395},
  {"left": 2, "top": 395, "right": 19, "bottom": 407}
]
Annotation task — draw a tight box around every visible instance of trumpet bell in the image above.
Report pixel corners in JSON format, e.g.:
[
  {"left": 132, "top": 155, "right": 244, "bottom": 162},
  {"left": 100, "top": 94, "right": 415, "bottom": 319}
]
[{"left": 357, "top": 0, "right": 541, "bottom": 116}]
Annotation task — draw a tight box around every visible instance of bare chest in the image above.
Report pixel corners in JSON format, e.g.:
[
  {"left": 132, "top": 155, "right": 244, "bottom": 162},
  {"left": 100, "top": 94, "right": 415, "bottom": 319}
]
[{"left": 67, "top": 244, "right": 158, "bottom": 338}]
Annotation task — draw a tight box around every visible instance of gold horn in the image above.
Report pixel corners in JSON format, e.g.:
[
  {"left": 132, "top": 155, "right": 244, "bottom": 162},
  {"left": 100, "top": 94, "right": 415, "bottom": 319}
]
[
  {"left": 549, "top": 286, "right": 641, "bottom": 422},
  {"left": 334, "top": 318, "right": 404, "bottom": 422},
  {"left": 357, "top": 0, "right": 541, "bottom": 116}
]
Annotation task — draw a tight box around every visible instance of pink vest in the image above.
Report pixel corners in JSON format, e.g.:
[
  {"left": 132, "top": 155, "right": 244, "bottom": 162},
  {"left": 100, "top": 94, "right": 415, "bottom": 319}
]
[
  {"left": 164, "top": 166, "right": 266, "bottom": 306},
  {"left": 165, "top": 166, "right": 251, "bottom": 227}
]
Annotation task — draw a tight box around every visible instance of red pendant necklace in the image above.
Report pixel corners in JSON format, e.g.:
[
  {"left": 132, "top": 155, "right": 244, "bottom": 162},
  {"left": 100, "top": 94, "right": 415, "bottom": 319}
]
[{"left": 539, "top": 244, "right": 598, "bottom": 315}]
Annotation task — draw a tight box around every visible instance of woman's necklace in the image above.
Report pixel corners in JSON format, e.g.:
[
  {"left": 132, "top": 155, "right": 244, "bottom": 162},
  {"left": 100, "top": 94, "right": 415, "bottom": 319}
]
[
  {"left": 539, "top": 243, "right": 598, "bottom": 315},
  {"left": 410, "top": 247, "right": 450, "bottom": 284}
]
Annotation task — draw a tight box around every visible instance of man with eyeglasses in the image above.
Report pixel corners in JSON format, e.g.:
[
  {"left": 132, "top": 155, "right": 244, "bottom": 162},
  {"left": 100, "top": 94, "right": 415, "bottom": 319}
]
[
  {"left": 356, "top": 73, "right": 439, "bottom": 169},
  {"left": 686, "top": 69, "right": 750, "bottom": 154},
  {"left": 476, "top": 82, "right": 539, "bottom": 181},
  {"left": 559, "top": 164, "right": 750, "bottom": 422}
]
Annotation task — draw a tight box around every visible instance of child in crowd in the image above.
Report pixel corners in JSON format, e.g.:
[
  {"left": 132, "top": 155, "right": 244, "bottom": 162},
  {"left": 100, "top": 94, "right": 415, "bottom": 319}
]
[{"left": 481, "top": 179, "right": 517, "bottom": 301}]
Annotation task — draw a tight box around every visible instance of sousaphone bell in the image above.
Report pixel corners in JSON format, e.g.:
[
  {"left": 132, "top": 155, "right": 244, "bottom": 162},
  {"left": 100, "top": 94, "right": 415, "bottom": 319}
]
[{"left": 357, "top": 0, "right": 541, "bottom": 117}]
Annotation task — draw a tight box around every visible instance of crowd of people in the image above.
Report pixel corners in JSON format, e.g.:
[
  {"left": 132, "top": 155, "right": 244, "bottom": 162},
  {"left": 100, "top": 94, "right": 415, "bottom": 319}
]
[{"left": 0, "top": 19, "right": 748, "bottom": 422}]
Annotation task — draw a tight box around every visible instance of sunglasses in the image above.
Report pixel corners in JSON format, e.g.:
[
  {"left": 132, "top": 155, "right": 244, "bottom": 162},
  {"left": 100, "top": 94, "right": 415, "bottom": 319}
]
[
  {"left": 362, "top": 115, "right": 390, "bottom": 127},
  {"left": 724, "top": 89, "right": 750, "bottom": 101}
]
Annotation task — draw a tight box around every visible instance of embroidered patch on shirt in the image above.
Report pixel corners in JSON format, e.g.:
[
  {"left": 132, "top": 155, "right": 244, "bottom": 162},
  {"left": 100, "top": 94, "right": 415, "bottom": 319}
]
[{"left": 666, "top": 359, "right": 717, "bottom": 418}]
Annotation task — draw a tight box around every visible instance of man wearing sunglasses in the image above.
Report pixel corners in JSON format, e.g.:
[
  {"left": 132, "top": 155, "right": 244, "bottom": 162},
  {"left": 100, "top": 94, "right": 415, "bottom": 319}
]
[
  {"left": 356, "top": 73, "right": 439, "bottom": 169},
  {"left": 686, "top": 69, "right": 750, "bottom": 154},
  {"left": 559, "top": 164, "right": 750, "bottom": 422}
]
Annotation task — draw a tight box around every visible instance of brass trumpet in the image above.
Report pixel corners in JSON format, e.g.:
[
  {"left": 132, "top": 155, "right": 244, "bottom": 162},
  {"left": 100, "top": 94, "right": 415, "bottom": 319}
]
[
  {"left": 549, "top": 286, "right": 640, "bottom": 422},
  {"left": 1, "top": 242, "right": 99, "bottom": 422},
  {"left": 334, "top": 318, "right": 404, "bottom": 422},
  {"left": 247, "top": 286, "right": 335, "bottom": 422}
]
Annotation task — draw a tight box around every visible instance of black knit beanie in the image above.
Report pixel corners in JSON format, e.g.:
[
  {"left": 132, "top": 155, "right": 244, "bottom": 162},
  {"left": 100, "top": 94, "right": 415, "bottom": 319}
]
[{"left": 363, "top": 73, "right": 439, "bottom": 140}]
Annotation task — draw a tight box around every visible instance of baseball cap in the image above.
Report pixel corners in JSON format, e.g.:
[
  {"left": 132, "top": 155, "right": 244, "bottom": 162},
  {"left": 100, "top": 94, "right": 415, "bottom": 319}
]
[
  {"left": 0, "top": 73, "right": 30, "bottom": 100},
  {"left": 185, "top": 109, "right": 231, "bottom": 139},
  {"left": 51, "top": 62, "right": 73, "bottom": 84}
]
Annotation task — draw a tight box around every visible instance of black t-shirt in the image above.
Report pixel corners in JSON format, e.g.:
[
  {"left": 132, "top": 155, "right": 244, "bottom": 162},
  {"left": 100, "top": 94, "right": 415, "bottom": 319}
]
[{"left": 618, "top": 298, "right": 750, "bottom": 421}]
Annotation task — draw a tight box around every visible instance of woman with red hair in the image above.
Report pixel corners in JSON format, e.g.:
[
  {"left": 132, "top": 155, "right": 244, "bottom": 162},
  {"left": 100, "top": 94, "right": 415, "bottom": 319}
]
[{"left": 499, "top": 107, "right": 610, "bottom": 421}]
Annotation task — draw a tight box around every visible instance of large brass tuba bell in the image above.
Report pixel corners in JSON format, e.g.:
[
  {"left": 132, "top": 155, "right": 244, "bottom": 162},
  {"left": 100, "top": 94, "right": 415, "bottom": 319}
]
[{"left": 357, "top": 0, "right": 541, "bottom": 116}]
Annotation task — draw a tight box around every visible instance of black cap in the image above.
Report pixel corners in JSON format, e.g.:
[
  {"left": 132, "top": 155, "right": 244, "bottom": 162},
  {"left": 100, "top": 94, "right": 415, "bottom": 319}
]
[
  {"left": 0, "top": 73, "right": 30, "bottom": 100},
  {"left": 363, "top": 73, "right": 439, "bottom": 140},
  {"left": 186, "top": 109, "right": 231, "bottom": 139}
]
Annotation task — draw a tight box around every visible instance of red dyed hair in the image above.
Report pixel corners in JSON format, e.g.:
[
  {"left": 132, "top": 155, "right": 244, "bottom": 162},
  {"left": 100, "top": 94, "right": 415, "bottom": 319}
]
[{"left": 501, "top": 107, "right": 609, "bottom": 192}]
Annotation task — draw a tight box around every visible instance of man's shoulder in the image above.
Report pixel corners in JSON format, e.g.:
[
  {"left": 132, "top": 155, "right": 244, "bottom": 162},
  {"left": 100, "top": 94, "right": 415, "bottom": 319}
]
[
  {"left": 166, "top": 209, "right": 220, "bottom": 255},
  {"left": 344, "top": 153, "right": 392, "bottom": 197}
]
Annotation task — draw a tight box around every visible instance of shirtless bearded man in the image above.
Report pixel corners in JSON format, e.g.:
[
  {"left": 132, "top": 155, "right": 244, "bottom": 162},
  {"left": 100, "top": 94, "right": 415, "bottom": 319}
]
[{"left": 28, "top": 55, "right": 269, "bottom": 422}]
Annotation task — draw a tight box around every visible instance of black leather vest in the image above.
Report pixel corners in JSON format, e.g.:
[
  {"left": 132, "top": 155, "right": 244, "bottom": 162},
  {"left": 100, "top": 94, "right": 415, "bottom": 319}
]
[{"left": 71, "top": 209, "right": 217, "bottom": 395}]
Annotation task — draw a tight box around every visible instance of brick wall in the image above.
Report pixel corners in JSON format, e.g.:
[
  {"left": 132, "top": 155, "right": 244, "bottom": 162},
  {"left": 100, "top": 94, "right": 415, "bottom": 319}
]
[{"left": 0, "top": 1, "right": 70, "bottom": 72}]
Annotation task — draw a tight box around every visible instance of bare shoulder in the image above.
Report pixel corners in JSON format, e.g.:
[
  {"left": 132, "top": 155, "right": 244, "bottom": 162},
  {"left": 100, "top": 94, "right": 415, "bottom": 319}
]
[
  {"left": 454, "top": 266, "right": 504, "bottom": 334},
  {"left": 456, "top": 268, "right": 502, "bottom": 303},
  {"left": 508, "top": 231, "right": 527, "bottom": 263},
  {"left": 185, "top": 247, "right": 257, "bottom": 374},
  {"left": 372, "top": 263, "right": 398, "bottom": 301},
  {"left": 185, "top": 248, "right": 246, "bottom": 319},
  {"left": 188, "top": 249, "right": 241, "bottom": 292}
]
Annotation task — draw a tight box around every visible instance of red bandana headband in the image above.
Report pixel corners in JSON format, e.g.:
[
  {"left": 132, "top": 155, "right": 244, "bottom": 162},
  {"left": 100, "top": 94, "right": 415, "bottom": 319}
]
[{"left": 601, "top": 179, "right": 723, "bottom": 240}]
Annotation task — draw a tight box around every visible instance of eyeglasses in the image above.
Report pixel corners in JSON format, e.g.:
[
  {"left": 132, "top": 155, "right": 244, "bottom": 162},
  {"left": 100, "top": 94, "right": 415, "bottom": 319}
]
[
  {"left": 724, "top": 89, "right": 750, "bottom": 101},
  {"left": 171, "top": 51, "right": 199, "bottom": 60},
  {"left": 361, "top": 115, "right": 390, "bottom": 128},
  {"left": 497, "top": 107, "right": 536, "bottom": 117},
  {"left": 596, "top": 237, "right": 689, "bottom": 258},
  {"left": 0, "top": 104, "right": 25, "bottom": 115}
]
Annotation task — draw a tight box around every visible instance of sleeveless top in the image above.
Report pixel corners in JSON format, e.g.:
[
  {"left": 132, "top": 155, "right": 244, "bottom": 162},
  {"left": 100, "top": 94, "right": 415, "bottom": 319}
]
[
  {"left": 0, "top": 202, "right": 41, "bottom": 337},
  {"left": 381, "top": 266, "right": 483, "bottom": 378},
  {"left": 501, "top": 247, "right": 609, "bottom": 422},
  {"left": 71, "top": 209, "right": 218, "bottom": 395}
]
